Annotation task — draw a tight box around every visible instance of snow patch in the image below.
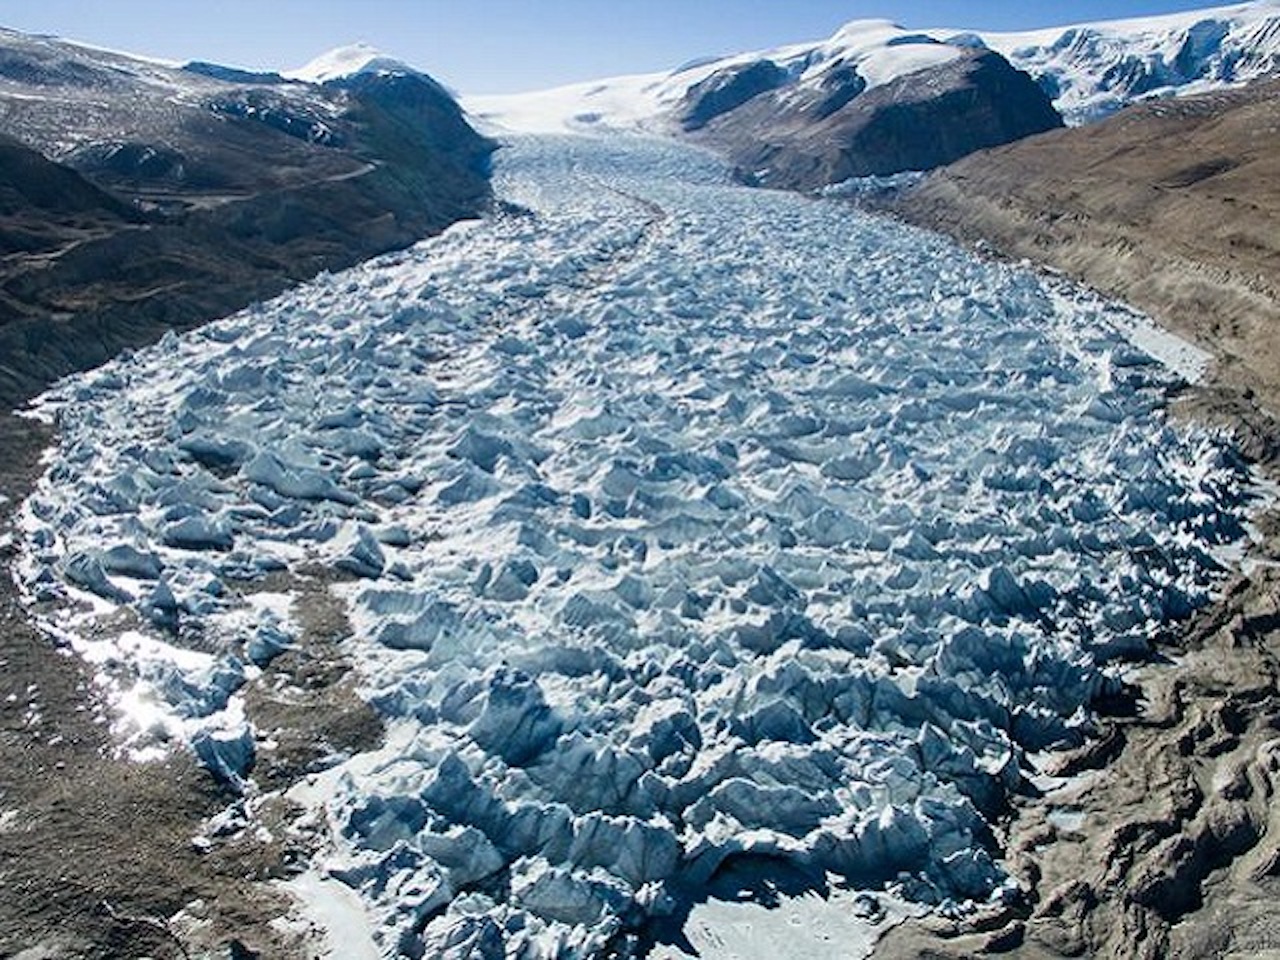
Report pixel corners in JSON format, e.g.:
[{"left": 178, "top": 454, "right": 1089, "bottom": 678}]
[
  {"left": 286, "top": 42, "right": 418, "bottom": 84},
  {"left": 282, "top": 870, "right": 381, "bottom": 960}
]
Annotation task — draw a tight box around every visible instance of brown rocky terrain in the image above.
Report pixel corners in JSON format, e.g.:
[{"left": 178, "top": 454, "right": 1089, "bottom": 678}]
[
  {"left": 898, "top": 77, "right": 1280, "bottom": 417},
  {"left": 874, "top": 76, "right": 1280, "bottom": 959},
  {"left": 0, "top": 411, "right": 384, "bottom": 958}
]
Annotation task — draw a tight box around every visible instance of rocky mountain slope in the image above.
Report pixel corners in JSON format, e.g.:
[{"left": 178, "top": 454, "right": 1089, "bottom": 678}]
[
  {"left": 686, "top": 47, "right": 1061, "bottom": 191},
  {"left": 468, "top": 20, "right": 1064, "bottom": 185},
  {"left": 0, "top": 30, "right": 494, "bottom": 409}
]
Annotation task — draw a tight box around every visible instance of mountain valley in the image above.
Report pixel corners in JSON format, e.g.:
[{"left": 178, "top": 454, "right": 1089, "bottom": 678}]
[{"left": 0, "top": 5, "right": 1279, "bottom": 959}]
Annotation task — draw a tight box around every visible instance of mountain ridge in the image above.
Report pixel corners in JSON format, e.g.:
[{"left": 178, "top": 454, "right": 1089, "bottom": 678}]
[
  {"left": 0, "top": 27, "right": 494, "bottom": 409},
  {"left": 687, "top": 47, "right": 1063, "bottom": 190},
  {"left": 470, "top": 0, "right": 1280, "bottom": 131}
]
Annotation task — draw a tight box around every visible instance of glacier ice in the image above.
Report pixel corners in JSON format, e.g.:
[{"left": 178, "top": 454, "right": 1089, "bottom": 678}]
[{"left": 16, "top": 133, "right": 1255, "bottom": 957}]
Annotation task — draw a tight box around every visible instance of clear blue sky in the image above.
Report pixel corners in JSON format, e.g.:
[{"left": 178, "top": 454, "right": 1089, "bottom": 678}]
[{"left": 0, "top": 0, "right": 1233, "bottom": 94}]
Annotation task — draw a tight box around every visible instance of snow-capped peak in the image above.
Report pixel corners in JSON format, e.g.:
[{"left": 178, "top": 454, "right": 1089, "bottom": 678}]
[
  {"left": 468, "top": 0, "right": 1280, "bottom": 134},
  {"left": 819, "top": 20, "right": 959, "bottom": 87},
  {"left": 830, "top": 18, "right": 911, "bottom": 42},
  {"left": 285, "top": 42, "right": 417, "bottom": 84}
]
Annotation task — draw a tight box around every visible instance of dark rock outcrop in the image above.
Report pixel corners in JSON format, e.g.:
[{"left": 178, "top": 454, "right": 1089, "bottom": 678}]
[
  {"left": 64, "top": 140, "right": 195, "bottom": 184},
  {"left": 0, "top": 134, "right": 138, "bottom": 226},
  {"left": 685, "top": 48, "right": 1062, "bottom": 192},
  {"left": 677, "top": 60, "right": 788, "bottom": 131}
]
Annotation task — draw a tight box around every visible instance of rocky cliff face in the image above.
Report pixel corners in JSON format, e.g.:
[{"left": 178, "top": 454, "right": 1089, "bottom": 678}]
[
  {"left": 0, "top": 29, "right": 494, "bottom": 409},
  {"left": 676, "top": 60, "right": 790, "bottom": 131},
  {"left": 685, "top": 48, "right": 1063, "bottom": 191}
]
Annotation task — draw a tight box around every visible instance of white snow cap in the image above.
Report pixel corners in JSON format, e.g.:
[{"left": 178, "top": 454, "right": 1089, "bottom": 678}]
[
  {"left": 466, "top": 19, "right": 960, "bottom": 135},
  {"left": 285, "top": 42, "right": 417, "bottom": 83}
]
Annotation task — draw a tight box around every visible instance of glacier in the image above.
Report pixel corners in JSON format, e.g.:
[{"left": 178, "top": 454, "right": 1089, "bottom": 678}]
[{"left": 16, "top": 133, "right": 1254, "bottom": 957}]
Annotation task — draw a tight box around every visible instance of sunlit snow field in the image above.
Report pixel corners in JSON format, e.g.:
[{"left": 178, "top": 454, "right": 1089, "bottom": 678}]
[{"left": 18, "top": 134, "right": 1253, "bottom": 958}]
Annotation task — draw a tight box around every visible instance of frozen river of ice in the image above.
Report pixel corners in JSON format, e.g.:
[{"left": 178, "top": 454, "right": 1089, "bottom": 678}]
[{"left": 18, "top": 134, "right": 1252, "bottom": 958}]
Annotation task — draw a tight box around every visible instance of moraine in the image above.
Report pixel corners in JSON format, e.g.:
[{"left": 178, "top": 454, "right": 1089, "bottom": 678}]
[{"left": 16, "top": 134, "right": 1252, "bottom": 958}]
